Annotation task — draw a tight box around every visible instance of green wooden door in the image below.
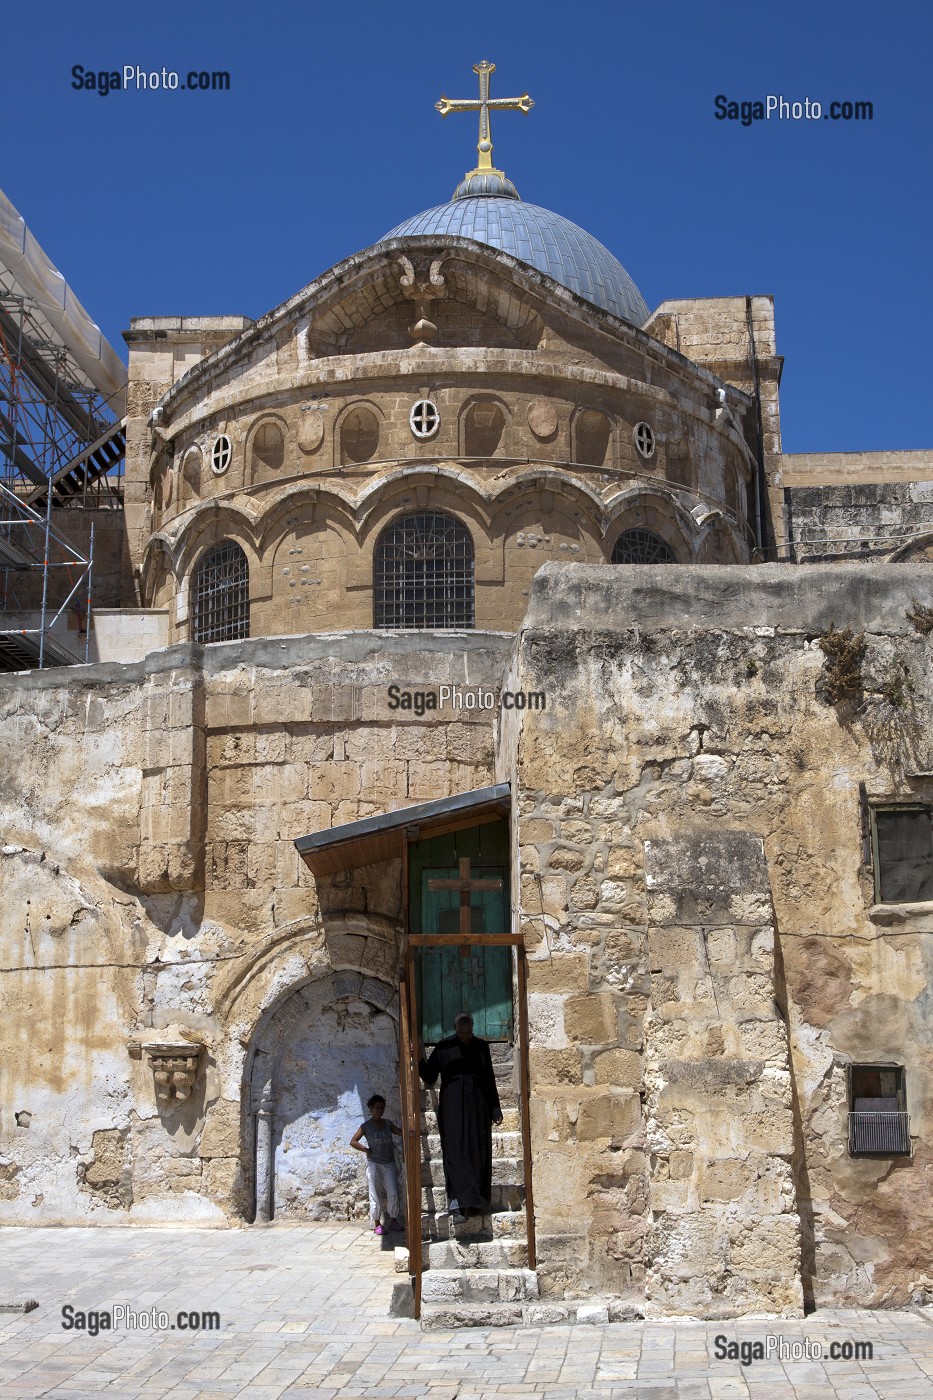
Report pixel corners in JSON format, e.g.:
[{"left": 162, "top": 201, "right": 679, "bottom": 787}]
[
  {"left": 410, "top": 822, "right": 513, "bottom": 1044},
  {"left": 419, "top": 866, "right": 512, "bottom": 1042}
]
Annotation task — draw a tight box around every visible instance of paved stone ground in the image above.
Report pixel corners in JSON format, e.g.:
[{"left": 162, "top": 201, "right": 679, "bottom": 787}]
[{"left": 1, "top": 1223, "right": 932, "bottom": 1398}]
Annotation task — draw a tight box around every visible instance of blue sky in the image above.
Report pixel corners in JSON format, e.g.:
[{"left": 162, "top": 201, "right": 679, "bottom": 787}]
[{"left": 4, "top": 0, "right": 930, "bottom": 453}]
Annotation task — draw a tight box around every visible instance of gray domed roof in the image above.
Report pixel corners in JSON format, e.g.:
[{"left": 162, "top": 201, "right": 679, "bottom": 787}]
[{"left": 381, "top": 196, "right": 649, "bottom": 326}]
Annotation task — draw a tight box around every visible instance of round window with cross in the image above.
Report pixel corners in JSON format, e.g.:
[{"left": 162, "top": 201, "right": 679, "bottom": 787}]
[
  {"left": 633, "top": 422, "right": 656, "bottom": 460},
  {"left": 211, "top": 434, "right": 232, "bottom": 475},
  {"left": 410, "top": 400, "right": 440, "bottom": 440}
]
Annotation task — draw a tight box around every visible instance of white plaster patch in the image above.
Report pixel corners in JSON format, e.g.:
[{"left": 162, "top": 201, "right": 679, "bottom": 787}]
[{"left": 273, "top": 995, "right": 399, "bottom": 1220}]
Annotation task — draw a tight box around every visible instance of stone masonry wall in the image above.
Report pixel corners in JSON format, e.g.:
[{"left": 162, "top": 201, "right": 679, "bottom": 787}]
[
  {"left": 503, "top": 561, "right": 933, "bottom": 1312},
  {"left": 785, "top": 481, "right": 933, "bottom": 561},
  {"left": 0, "top": 631, "right": 508, "bottom": 1224},
  {"left": 643, "top": 835, "right": 801, "bottom": 1316}
]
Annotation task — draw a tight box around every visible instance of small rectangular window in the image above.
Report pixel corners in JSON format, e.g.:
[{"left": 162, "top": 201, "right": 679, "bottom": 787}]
[
  {"left": 871, "top": 806, "right": 933, "bottom": 904},
  {"left": 848, "top": 1064, "right": 910, "bottom": 1156}
]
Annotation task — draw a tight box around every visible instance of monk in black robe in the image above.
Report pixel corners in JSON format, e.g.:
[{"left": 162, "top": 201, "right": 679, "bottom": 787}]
[{"left": 419, "top": 1012, "right": 502, "bottom": 1217}]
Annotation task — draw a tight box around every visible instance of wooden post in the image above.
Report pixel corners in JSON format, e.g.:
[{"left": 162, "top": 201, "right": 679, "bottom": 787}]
[
  {"left": 400, "top": 833, "right": 423, "bottom": 1319},
  {"left": 515, "top": 942, "right": 536, "bottom": 1269},
  {"left": 407, "top": 951, "right": 423, "bottom": 1318}
]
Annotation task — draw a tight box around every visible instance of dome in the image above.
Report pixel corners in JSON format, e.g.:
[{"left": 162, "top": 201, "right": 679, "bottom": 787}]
[{"left": 381, "top": 195, "right": 649, "bottom": 327}]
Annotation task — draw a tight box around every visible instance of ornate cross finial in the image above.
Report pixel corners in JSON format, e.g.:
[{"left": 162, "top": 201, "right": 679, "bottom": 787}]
[{"left": 436, "top": 61, "right": 533, "bottom": 188}]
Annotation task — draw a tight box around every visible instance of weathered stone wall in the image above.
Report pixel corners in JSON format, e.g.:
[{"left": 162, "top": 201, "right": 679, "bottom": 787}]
[
  {"left": 785, "top": 480, "right": 933, "bottom": 562},
  {"left": 504, "top": 561, "right": 933, "bottom": 1311},
  {"left": 645, "top": 295, "right": 782, "bottom": 555},
  {"left": 642, "top": 835, "right": 801, "bottom": 1316},
  {"left": 0, "top": 631, "right": 507, "bottom": 1224}
]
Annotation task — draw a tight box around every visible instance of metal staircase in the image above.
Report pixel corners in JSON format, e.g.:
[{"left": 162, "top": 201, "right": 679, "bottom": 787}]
[{"left": 24, "top": 417, "right": 126, "bottom": 510}]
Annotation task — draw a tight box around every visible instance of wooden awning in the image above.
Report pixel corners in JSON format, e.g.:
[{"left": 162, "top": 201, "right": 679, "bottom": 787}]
[{"left": 295, "top": 783, "right": 511, "bottom": 877}]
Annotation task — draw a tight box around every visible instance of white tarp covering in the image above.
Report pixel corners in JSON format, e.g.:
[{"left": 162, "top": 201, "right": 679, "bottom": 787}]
[{"left": 0, "top": 188, "right": 126, "bottom": 412}]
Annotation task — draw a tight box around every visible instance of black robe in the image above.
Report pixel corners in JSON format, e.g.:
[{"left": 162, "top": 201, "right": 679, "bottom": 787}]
[{"left": 419, "top": 1034, "right": 502, "bottom": 1212}]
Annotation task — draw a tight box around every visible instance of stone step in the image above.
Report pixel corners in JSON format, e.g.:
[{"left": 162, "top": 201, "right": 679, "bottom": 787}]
[
  {"left": 421, "top": 1156, "right": 523, "bottom": 1189},
  {"left": 419, "top": 1105, "right": 520, "bottom": 1133},
  {"left": 421, "top": 1301, "right": 524, "bottom": 1330},
  {"left": 420, "top": 1201, "right": 525, "bottom": 1239},
  {"left": 422, "top": 1131, "right": 521, "bottom": 1161},
  {"left": 427, "top": 1237, "right": 528, "bottom": 1270},
  {"left": 421, "top": 1267, "right": 539, "bottom": 1306},
  {"left": 416, "top": 1296, "right": 645, "bottom": 1330}
]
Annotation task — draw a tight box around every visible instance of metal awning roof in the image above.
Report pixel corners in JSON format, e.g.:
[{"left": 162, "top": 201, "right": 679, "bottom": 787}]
[
  {"left": 295, "top": 783, "right": 511, "bottom": 877},
  {"left": 0, "top": 187, "right": 127, "bottom": 409},
  {"left": 0, "top": 630, "right": 81, "bottom": 671}
]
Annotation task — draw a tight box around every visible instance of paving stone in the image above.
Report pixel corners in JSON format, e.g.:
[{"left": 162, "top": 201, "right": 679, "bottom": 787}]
[{"left": 0, "top": 1223, "right": 929, "bottom": 1396}]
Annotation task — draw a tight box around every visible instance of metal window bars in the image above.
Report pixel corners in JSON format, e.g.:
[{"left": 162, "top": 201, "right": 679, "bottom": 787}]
[
  {"left": 193, "top": 541, "right": 250, "bottom": 644},
  {"left": 611, "top": 528, "right": 676, "bottom": 565},
  {"left": 848, "top": 1110, "right": 911, "bottom": 1156},
  {"left": 375, "top": 511, "right": 475, "bottom": 629}
]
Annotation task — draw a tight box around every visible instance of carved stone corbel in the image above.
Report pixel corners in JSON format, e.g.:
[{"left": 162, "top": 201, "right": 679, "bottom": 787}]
[
  {"left": 144, "top": 1040, "right": 203, "bottom": 1106},
  {"left": 397, "top": 254, "right": 448, "bottom": 345}
]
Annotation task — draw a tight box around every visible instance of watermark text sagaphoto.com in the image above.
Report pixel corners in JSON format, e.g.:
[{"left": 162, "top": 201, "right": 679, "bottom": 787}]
[
  {"left": 71, "top": 65, "right": 230, "bottom": 95},
  {"left": 387, "top": 684, "right": 546, "bottom": 715},
  {"left": 713, "top": 1334, "right": 874, "bottom": 1366},
  {"left": 714, "top": 94, "right": 873, "bottom": 126},
  {"left": 62, "top": 1305, "right": 221, "bottom": 1335}
]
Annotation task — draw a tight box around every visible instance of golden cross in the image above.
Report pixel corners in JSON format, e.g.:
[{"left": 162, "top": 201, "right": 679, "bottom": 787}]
[
  {"left": 428, "top": 857, "right": 503, "bottom": 940},
  {"left": 436, "top": 61, "right": 533, "bottom": 177}
]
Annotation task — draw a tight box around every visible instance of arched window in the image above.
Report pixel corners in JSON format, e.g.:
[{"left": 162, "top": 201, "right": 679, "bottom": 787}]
[
  {"left": 611, "top": 529, "right": 676, "bottom": 564},
  {"left": 340, "top": 407, "right": 380, "bottom": 465},
  {"left": 193, "top": 541, "right": 250, "bottom": 643},
  {"left": 574, "top": 409, "right": 611, "bottom": 467},
  {"left": 463, "top": 400, "right": 505, "bottom": 458},
  {"left": 251, "top": 421, "right": 284, "bottom": 473},
  {"left": 374, "top": 512, "right": 474, "bottom": 629}
]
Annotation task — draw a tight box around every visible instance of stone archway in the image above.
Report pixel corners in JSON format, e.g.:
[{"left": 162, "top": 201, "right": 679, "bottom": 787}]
[{"left": 246, "top": 970, "right": 399, "bottom": 1222}]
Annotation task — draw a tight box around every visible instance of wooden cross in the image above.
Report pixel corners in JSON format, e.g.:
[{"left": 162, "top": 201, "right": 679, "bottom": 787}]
[
  {"left": 436, "top": 61, "right": 533, "bottom": 177},
  {"left": 425, "top": 856, "right": 501, "bottom": 935}
]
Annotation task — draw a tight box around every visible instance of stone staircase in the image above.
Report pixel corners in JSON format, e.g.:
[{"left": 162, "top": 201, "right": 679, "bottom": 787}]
[{"left": 395, "top": 1043, "right": 539, "bottom": 1329}]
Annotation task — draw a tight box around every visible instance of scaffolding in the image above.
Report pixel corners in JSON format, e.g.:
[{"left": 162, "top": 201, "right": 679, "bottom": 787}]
[{"left": 0, "top": 187, "right": 127, "bottom": 668}]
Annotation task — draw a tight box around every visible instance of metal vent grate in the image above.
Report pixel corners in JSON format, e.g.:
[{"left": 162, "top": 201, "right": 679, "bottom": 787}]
[
  {"left": 193, "top": 541, "right": 250, "bottom": 644},
  {"left": 848, "top": 1111, "right": 911, "bottom": 1156},
  {"left": 375, "top": 512, "right": 474, "bottom": 629},
  {"left": 611, "top": 529, "right": 675, "bottom": 564}
]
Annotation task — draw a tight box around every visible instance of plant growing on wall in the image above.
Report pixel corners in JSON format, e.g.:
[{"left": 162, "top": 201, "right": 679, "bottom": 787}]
[
  {"left": 907, "top": 600, "right": 933, "bottom": 635},
  {"left": 878, "top": 658, "right": 915, "bottom": 709},
  {"left": 815, "top": 624, "right": 866, "bottom": 706}
]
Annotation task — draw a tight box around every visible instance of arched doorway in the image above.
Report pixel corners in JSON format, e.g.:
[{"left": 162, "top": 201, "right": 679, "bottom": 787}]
[{"left": 246, "top": 970, "right": 399, "bottom": 1221}]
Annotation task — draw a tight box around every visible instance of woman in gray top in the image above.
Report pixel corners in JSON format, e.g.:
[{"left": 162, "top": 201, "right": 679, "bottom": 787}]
[{"left": 351, "top": 1094, "right": 403, "bottom": 1236}]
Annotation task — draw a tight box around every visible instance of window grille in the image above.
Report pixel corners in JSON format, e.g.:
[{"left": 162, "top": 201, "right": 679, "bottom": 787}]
[
  {"left": 211, "top": 435, "right": 232, "bottom": 475},
  {"left": 611, "top": 529, "right": 675, "bottom": 564},
  {"left": 848, "top": 1111, "right": 911, "bottom": 1156},
  {"left": 410, "top": 400, "right": 440, "bottom": 440},
  {"left": 848, "top": 1064, "right": 910, "bottom": 1155},
  {"left": 634, "top": 422, "right": 656, "bottom": 459},
  {"left": 193, "top": 541, "right": 250, "bottom": 644},
  {"left": 374, "top": 512, "right": 474, "bottom": 629}
]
